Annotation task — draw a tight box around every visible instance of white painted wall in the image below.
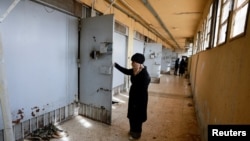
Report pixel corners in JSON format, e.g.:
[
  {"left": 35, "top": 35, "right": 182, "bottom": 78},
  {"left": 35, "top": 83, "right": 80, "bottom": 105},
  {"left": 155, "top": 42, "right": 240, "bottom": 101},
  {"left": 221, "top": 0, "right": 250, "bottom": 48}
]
[
  {"left": 133, "top": 39, "right": 144, "bottom": 54},
  {"left": 161, "top": 48, "right": 177, "bottom": 73},
  {"left": 79, "top": 15, "right": 114, "bottom": 109},
  {"left": 144, "top": 43, "right": 162, "bottom": 78},
  {"left": 112, "top": 32, "right": 127, "bottom": 88},
  {"left": 0, "top": 0, "right": 78, "bottom": 129}
]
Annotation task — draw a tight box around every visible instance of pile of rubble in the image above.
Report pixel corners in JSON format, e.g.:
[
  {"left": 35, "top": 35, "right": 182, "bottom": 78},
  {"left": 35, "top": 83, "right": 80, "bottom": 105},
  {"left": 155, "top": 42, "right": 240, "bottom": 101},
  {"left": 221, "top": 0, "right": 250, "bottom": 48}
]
[{"left": 24, "top": 123, "right": 68, "bottom": 141}]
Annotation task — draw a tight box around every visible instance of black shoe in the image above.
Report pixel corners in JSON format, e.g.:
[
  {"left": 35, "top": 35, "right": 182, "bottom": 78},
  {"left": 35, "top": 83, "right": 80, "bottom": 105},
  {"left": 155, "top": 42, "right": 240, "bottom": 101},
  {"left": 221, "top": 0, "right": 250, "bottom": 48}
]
[{"left": 129, "top": 132, "right": 141, "bottom": 140}]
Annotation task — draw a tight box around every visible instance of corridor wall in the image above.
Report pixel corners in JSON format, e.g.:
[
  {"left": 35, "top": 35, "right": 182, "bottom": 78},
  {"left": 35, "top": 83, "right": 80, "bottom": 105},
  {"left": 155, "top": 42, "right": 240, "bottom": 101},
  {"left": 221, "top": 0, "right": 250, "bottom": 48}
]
[
  {"left": 0, "top": 0, "right": 78, "bottom": 139},
  {"left": 189, "top": 2, "right": 250, "bottom": 141}
]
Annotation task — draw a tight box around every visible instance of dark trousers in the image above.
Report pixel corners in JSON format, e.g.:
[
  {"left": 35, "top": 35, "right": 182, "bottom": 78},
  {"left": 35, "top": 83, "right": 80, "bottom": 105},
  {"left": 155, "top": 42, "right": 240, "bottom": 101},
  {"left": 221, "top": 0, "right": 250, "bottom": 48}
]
[
  {"left": 174, "top": 68, "right": 178, "bottom": 75},
  {"left": 129, "top": 119, "right": 143, "bottom": 133}
]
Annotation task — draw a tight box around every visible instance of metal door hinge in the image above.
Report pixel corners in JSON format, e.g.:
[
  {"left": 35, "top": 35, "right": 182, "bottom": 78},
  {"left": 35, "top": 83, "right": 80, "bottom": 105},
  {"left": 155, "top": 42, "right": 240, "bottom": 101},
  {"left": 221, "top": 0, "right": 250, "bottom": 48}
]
[{"left": 77, "top": 59, "right": 80, "bottom": 68}]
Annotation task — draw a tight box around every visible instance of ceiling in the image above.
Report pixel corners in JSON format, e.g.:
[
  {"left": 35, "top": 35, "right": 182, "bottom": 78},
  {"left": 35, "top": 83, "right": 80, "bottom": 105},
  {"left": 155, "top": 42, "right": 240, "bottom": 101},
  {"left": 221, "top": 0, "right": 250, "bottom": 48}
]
[{"left": 104, "top": 0, "right": 208, "bottom": 50}]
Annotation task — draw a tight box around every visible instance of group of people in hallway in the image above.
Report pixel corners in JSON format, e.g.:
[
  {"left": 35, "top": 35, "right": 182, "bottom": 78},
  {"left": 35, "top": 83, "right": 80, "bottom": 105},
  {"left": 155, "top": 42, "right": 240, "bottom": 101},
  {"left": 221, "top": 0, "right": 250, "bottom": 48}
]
[{"left": 174, "top": 56, "right": 188, "bottom": 77}]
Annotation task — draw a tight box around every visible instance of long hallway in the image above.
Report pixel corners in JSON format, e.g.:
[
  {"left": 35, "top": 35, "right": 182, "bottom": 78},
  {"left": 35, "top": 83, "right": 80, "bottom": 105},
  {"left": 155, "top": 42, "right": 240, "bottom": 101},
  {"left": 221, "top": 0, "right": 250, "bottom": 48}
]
[{"left": 49, "top": 74, "right": 201, "bottom": 141}]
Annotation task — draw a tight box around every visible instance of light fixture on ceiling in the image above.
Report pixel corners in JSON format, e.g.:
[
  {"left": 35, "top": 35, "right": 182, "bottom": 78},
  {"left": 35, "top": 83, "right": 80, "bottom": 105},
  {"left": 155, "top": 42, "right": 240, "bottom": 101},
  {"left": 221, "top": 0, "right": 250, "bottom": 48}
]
[
  {"left": 174, "top": 12, "right": 201, "bottom": 15},
  {"left": 172, "top": 27, "right": 179, "bottom": 30}
]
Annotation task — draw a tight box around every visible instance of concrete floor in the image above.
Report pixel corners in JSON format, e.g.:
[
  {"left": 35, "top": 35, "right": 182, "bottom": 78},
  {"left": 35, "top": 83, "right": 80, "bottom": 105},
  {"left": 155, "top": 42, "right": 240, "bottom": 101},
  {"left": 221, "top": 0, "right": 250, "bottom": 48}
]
[{"left": 51, "top": 74, "right": 201, "bottom": 141}]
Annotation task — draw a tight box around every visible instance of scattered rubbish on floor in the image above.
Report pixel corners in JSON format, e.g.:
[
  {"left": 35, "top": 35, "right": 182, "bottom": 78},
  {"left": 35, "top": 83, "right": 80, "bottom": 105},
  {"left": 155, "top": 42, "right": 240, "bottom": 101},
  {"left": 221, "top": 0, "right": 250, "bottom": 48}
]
[{"left": 24, "top": 123, "right": 68, "bottom": 141}]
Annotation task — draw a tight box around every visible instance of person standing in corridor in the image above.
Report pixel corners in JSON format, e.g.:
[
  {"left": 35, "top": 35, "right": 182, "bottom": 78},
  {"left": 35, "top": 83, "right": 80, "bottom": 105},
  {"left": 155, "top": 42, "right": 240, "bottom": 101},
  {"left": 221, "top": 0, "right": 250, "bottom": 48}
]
[
  {"left": 114, "top": 53, "right": 151, "bottom": 140},
  {"left": 174, "top": 58, "right": 179, "bottom": 75},
  {"left": 179, "top": 58, "right": 186, "bottom": 76}
]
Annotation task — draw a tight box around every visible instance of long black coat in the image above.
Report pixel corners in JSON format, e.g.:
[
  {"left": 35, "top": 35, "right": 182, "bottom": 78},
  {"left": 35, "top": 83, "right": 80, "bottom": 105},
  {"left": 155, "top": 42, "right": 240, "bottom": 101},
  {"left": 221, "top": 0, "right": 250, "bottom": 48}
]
[
  {"left": 114, "top": 63, "right": 151, "bottom": 122},
  {"left": 179, "top": 59, "right": 186, "bottom": 75}
]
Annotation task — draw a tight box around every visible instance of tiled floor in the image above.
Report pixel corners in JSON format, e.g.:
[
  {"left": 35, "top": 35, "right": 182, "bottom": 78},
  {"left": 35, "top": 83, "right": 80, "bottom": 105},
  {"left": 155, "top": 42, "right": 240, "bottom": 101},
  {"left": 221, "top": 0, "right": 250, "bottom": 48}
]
[{"left": 50, "top": 74, "right": 201, "bottom": 141}]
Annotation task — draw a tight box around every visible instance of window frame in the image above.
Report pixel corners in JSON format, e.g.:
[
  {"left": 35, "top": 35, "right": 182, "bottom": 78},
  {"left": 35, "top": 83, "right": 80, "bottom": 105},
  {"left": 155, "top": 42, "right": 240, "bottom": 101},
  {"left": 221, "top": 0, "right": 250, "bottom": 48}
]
[
  {"left": 205, "top": 4, "right": 213, "bottom": 49},
  {"left": 217, "top": 0, "right": 232, "bottom": 45},
  {"left": 229, "top": 0, "right": 249, "bottom": 39},
  {"left": 213, "top": 0, "right": 221, "bottom": 47}
]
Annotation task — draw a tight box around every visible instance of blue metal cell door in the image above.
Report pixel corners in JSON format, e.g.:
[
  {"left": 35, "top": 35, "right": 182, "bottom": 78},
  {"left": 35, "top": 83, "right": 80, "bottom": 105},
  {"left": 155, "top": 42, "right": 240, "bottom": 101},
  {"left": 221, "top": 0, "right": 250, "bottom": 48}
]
[{"left": 79, "top": 15, "right": 114, "bottom": 124}]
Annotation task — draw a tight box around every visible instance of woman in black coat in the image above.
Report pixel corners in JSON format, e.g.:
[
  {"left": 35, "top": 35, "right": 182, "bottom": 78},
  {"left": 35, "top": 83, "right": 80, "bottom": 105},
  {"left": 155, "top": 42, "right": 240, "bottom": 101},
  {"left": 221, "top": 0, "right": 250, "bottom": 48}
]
[
  {"left": 114, "top": 53, "right": 151, "bottom": 140},
  {"left": 174, "top": 58, "right": 179, "bottom": 75},
  {"left": 179, "top": 58, "right": 186, "bottom": 76}
]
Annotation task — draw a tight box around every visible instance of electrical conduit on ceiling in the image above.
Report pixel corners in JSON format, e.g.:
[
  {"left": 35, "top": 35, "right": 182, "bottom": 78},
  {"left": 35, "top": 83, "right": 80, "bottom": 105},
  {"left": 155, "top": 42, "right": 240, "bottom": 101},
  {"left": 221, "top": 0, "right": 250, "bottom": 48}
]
[
  {"left": 119, "top": 0, "right": 174, "bottom": 48},
  {"left": 104, "top": 0, "right": 174, "bottom": 48},
  {"left": 141, "top": 0, "right": 181, "bottom": 49}
]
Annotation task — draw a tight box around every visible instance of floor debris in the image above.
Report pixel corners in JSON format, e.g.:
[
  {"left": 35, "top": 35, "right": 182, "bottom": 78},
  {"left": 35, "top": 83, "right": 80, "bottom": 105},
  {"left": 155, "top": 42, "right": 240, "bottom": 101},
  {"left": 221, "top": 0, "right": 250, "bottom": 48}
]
[{"left": 24, "top": 123, "right": 68, "bottom": 141}]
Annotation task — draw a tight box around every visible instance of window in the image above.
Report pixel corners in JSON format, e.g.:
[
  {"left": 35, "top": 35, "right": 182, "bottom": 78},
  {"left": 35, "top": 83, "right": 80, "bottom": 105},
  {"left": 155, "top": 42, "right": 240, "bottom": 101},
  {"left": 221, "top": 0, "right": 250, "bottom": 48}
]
[
  {"left": 193, "top": 0, "right": 249, "bottom": 54},
  {"left": 82, "top": 6, "right": 92, "bottom": 18},
  {"left": 134, "top": 31, "right": 145, "bottom": 41},
  {"left": 115, "top": 21, "right": 128, "bottom": 35},
  {"left": 82, "top": 5, "right": 102, "bottom": 18},
  {"left": 204, "top": 4, "right": 213, "bottom": 49},
  {"left": 213, "top": 0, "right": 222, "bottom": 47},
  {"left": 193, "top": 33, "right": 199, "bottom": 54},
  {"left": 200, "top": 22, "right": 205, "bottom": 51},
  {"left": 217, "top": 0, "right": 232, "bottom": 44},
  {"left": 230, "top": 0, "right": 249, "bottom": 38},
  {"left": 196, "top": 31, "right": 202, "bottom": 53}
]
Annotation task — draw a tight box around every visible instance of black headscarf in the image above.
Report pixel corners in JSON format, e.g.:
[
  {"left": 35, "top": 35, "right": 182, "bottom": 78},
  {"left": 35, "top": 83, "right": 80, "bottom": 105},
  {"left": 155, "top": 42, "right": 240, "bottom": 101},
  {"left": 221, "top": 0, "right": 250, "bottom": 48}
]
[{"left": 131, "top": 53, "right": 145, "bottom": 64}]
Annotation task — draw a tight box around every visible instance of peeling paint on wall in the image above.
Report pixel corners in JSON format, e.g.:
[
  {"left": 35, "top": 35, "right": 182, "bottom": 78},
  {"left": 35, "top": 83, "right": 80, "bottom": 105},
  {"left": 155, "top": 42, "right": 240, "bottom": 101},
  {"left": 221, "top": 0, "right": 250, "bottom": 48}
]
[
  {"left": 31, "top": 106, "right": 40, "bottom": 117},
  {"left": 12, "top": 108, "right": 24, "bottom": 124}
]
